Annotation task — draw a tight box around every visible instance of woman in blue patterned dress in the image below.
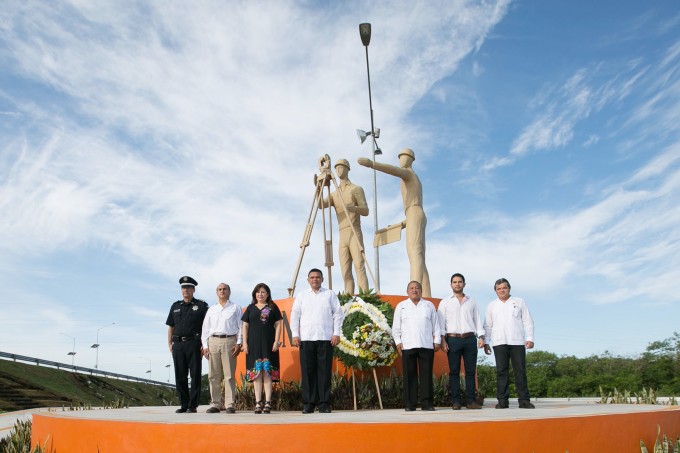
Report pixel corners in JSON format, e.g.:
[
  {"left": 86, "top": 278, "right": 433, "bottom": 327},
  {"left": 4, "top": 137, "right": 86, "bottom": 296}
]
[{"left": 241, "top": 283, "right": 283, "bottom": 414}]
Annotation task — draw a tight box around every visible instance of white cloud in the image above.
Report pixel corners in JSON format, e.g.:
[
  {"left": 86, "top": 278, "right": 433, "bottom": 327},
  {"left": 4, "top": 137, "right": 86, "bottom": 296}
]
[
  {"left": 427, "top": 154, "right": 680, "bottom": 305},
  {"left": 1, "top": 1, "right": 679, "bottom": 370},
  {"left": 0, "top": 1, "right": 515, "bottom": 371}
]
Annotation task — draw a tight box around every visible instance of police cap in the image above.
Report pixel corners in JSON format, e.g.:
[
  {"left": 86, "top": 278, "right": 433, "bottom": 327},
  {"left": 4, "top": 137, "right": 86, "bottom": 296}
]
[{"left": 179, "top": 276, "right": 198, "bottom": 287}]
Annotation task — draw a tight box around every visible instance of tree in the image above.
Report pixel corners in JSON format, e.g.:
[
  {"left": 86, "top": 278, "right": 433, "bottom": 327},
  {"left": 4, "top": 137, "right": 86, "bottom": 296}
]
[
  {"left": 640, "top": 332, "right": 680, "bottom": 394},
  {"left": 525, "top": 351, "right": 558, "bottom": 397}
]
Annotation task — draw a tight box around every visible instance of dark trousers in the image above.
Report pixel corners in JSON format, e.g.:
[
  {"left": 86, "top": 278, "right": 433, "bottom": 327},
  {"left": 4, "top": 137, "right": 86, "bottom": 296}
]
[
  {"left": 446, "top": 336, "right": 478, "bottom": 404},
  {"left": 300, "top": 340, "right": 333, "bottom": 409},
  {"left": 172, "top": 339, "right": 202, "bottom": 409},
  {"left": 493, "top": 344, "right": 530, "bottom": 403},
  {"left": 401, "top": 347, "right": 434, "bottom": 409}
]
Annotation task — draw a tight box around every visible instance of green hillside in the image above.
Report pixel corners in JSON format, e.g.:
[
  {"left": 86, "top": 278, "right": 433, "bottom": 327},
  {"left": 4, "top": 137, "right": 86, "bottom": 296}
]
[{"left": 0, "top": 359, "right": 177, "bottom": 411}]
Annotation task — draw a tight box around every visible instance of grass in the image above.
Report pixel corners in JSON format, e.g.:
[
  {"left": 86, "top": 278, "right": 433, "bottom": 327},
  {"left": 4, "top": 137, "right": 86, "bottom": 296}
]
[{"left": 0, "top": 359, "right": 177, "bottom": 410}]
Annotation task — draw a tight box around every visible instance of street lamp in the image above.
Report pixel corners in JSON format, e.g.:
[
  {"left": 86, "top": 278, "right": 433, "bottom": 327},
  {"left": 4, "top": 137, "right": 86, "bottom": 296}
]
[
  {"left": 60, "top": 332, "right": 76, "bottom": 366},
  {"left": 358, "top": 22, "right": 382, "bottom": 290},
  {"left": 91, "top": 322, "right": 115, "bottom": 370},
  {"left": 165, "top": 363, "right": 171, "bottom": 383},
  {"left": 140, "top": 357, "right": 151, "bottom": 377}
]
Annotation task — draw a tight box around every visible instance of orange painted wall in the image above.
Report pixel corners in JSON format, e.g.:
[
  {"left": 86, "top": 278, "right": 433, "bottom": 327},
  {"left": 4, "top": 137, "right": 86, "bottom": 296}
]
[
  {"left": 234, "top": 295, "right": 449, "bottom": 383},
  {"left": 31, "top": 407, "right": 680, "bottom": 453}
]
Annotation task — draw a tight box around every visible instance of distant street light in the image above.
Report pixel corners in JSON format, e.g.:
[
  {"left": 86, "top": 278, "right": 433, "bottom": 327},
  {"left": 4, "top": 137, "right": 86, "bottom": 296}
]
[
  {"left": 140, "top": 357, "right": 151, "bottom": 377},
  {"left": 91, "top": 322, "right": 116, "bottom": 370},
  {"left": 165, "top": 363, "right": 171, "bottom": 383},
  {"left": 59, "top": 332, "right": 76, "bottom": 366}
]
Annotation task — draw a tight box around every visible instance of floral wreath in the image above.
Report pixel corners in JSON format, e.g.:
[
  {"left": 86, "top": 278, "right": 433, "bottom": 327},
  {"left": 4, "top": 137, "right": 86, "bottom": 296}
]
[{"left": 334, "top": 295, "right": 398, "bottom": 370}]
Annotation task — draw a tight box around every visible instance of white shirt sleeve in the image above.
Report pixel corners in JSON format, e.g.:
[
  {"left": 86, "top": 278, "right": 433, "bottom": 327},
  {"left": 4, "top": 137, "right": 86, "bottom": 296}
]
[
  {"left": 431, "top": 304, "right": 441, "bottom": 345},
  {"left": 331, "top": 293, "right": 344, "bottom": 336},
  {"left": 392, "top": 303, "right": 403, "bottom": 345},
  {"left": 235, "top": 305, "right": 243, "bottom": 345},
  {"left": 290, "top": 296, "right": 302, "bottom": 338},
  {"left": 521, "top": 301, "right": 534, "bottom": 342},
  {"left": 483, "top": 302, "right": 494, "bottom": 344}
]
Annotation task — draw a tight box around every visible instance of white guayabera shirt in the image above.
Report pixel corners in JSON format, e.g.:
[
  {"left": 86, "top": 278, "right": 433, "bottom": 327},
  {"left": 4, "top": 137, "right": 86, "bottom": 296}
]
[
  {"left": 290, "top": 287, "right": 344, "bottom": 341},
  {"left": 392, "top": 298, "right": 441, "bottom": 350},
  {"left": 484, "top": 296, "right": 534, "bottom": 346}
]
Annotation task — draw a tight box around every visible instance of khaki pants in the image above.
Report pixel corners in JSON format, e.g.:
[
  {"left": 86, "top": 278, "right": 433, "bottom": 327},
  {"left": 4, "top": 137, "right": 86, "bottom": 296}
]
[
  {"left": 208, "top": 336, "right": 237, "bottom": 408},
  {"left": 404, "top": 205, "right": 431, "bottom": 296}
]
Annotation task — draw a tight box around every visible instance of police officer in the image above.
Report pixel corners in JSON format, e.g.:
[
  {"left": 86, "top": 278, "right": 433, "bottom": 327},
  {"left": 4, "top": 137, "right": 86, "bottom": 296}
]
[{"left": 166, "top": 276, "right": 209, "bottom": 413}]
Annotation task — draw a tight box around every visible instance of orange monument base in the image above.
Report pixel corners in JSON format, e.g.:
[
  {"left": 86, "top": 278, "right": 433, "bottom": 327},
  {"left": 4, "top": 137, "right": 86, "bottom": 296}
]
[{"left": 31, "top": 401, "right": 680, "bottom": 452}]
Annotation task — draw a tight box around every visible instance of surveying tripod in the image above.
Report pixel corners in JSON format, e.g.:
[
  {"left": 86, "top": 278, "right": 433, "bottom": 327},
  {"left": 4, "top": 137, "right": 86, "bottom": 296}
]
[{"left": 288, "top": 155, "right": 377, "bottom": 297}]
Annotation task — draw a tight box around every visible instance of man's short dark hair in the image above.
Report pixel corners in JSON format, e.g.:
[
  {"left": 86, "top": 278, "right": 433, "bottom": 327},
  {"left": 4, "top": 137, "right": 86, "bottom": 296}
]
[
  {"left": 406, "top": 280, "right": 422, "bottom": 291},
  {"left": 450, "top": 273, "right": 465, "bottom": 283},
  {"left": 494, "top": 278, "right": 511, "bottom": 290},
  {"left": 308, "top": 268, "right": 323, "bottom": 278}
]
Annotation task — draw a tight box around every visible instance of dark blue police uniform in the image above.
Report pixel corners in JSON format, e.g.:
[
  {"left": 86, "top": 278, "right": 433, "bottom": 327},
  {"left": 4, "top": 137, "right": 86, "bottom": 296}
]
[{"left": 166, "top": 276, "right": 208, "bottom": 412}]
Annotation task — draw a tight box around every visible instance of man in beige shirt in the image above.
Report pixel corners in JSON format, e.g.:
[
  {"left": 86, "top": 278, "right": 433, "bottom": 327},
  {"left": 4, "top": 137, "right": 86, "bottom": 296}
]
[{"left": 201, "top": 283, "right": 242, "bottom": 413}]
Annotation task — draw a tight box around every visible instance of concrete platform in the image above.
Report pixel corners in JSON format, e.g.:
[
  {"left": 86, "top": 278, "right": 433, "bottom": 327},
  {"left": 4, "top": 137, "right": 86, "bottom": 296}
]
[
  {"left": 31, "top": 399, "right": 680, "bottom": 452},
  {"left": 0, "top": 407, "right": 41, "bottom": 440}
]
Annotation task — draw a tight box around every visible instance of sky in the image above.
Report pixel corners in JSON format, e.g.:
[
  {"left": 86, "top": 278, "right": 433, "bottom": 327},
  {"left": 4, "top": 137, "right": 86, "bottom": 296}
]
[{"left": 1, "top": 0, "right": 679, "bottom": 382}]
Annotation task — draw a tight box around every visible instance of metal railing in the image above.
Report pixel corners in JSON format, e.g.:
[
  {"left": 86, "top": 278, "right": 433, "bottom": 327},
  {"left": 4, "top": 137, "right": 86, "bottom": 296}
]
[{"left": 0, "top": 351, "right": 173, "bottom": 388}]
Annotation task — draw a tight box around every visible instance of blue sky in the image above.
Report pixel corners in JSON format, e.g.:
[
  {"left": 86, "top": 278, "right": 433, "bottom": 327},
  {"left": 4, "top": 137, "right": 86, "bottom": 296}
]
[{"left": 1, "top": 1, "right": 679, "bottom": 381}]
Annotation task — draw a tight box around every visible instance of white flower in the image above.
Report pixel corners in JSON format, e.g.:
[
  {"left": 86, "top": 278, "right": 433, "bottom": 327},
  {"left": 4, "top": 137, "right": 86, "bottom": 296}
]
[{"left": 337, "top": 296, "right": 397, "bottom": 367}]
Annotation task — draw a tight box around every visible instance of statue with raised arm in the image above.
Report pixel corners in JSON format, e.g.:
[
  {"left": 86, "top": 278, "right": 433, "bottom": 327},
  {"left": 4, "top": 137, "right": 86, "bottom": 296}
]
[
  {"left": 357, "top": 148, "right": 431, "bottom": 297},
  {"left": 320, "top": 158, "right": 370, "bottom": 294}
]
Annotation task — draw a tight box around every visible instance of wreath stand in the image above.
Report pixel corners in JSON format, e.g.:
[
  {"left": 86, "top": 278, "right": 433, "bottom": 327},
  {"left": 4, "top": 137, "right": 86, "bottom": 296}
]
[{"left": 350, "top": 367, "right": 384, "bottom": 410}]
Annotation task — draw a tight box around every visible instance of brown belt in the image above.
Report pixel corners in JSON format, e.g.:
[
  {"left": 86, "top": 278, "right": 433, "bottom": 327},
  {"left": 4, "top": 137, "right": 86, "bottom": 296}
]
[
  {"left": 211, "top": 334, "right": 236, "bottom": 338},
  {"left": 447, "top": 332, "right": 475, "bottom": 338}
]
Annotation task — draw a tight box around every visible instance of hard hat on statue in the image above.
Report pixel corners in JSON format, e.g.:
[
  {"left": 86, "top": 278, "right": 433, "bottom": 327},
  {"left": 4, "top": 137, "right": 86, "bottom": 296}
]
[
  {"left": 398, "top": 148, "right": 415, "bottom": 161},
  {"left": 334, "top": 159, "right": 351, "bottom": 170}
]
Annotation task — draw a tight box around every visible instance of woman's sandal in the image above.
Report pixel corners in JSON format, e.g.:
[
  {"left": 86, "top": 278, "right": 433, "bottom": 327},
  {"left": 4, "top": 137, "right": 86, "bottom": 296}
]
[
  {"left": 263, "top": 401, "right": 271, "bottom": 414},
  {"left": 254, "top": 401, "right": 263, "bottom": 414}
]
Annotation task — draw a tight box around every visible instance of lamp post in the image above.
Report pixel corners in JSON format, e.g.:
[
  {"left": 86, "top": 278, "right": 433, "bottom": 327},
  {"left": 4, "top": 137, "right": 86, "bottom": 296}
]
[
  {"left": 91, "top": 322, "right": 115, "bottom": 370},
  {"left": 165, "top": 363, "right": 171, "bottom": 383},
  {"left": 60, "top": 332, "right": 76, "bottom": 366},
  {"left": 358, "top": 22, "right": 382, "bottom": 291},
  {"left": 140, "top": 357, "right": 151, "bottom": 378}
]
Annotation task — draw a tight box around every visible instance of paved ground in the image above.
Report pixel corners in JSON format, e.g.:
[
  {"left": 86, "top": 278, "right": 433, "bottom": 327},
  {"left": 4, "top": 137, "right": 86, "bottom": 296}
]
[{"left": 24, "top": 398, "right": 680, "bottom": 426}]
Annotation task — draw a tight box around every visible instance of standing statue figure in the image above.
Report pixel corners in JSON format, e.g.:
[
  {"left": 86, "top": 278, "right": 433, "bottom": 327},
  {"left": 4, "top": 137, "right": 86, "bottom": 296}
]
[
  {"left": 357, "top": 148, "right": 431, "bottom": 297},
  {"left": 320, "top": 159, "right": 370, "bottom": 294}
]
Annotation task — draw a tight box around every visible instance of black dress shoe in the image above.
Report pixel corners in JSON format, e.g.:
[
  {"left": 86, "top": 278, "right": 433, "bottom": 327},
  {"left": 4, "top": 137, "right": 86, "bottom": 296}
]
[
  {"left": 175, "top": 408, "right": 187, "bottom": 413},
  {"left": 405, "top": 407, "right": 416, "bottom": 412},
  {"left": 421, "top": 406, "right": 435, "bottom": 411},
  {"left": 206, "top": 407, "right": 220, "bottom": 413},
  {"left": 452, "top": 403, "right": 462, "bottom": 410},
  {"left": 319, "top": 406, "right": 331, "bottom": 413},
  {"left": 519, "top": 400, "right": 535, "bottom": 409},
  {"left": 302, "top": 406, "right": 314, "bottom": 414},
  {"left": 495, "top": 401, "right": 509, "bottom": 409},
  {"left": 187, "top": 408, "right": 197, "bottom": 413},
  {"left": 225, "top": 407, "right": 236, "bottom": 414}
]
